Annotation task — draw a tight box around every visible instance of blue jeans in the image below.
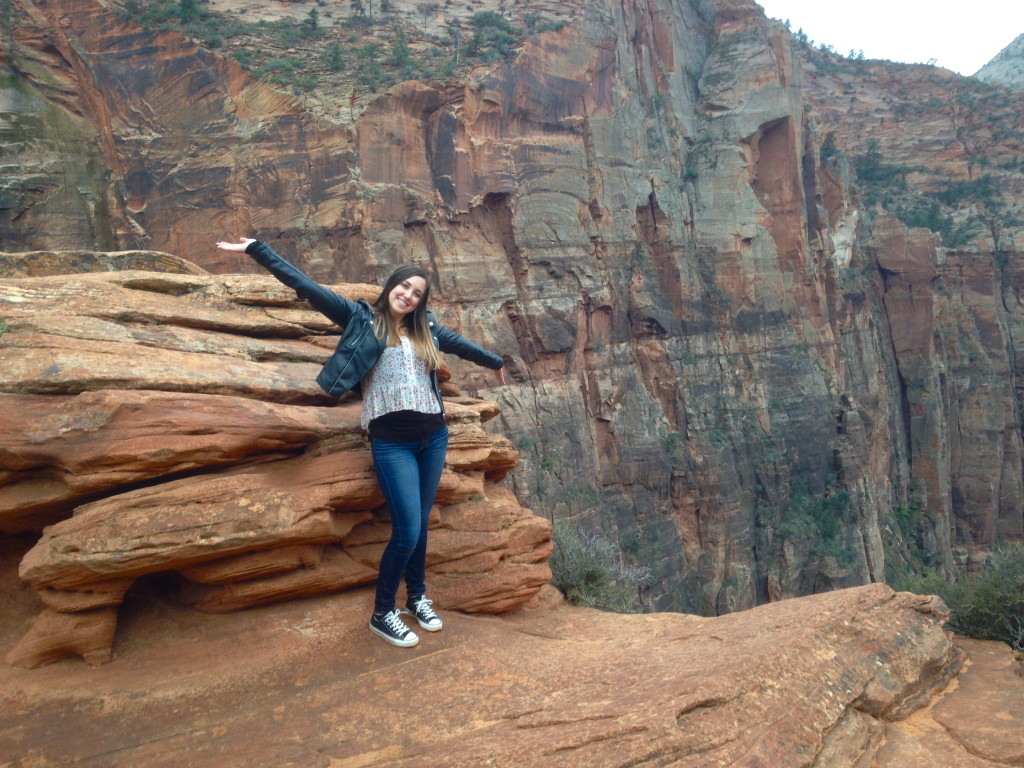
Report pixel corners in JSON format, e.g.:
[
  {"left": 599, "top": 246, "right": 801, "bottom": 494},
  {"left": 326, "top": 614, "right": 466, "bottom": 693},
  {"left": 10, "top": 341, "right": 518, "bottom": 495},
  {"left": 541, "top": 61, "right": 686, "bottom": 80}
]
[{"left": 371, "top": 425, "right": 449, "bottom": 615}]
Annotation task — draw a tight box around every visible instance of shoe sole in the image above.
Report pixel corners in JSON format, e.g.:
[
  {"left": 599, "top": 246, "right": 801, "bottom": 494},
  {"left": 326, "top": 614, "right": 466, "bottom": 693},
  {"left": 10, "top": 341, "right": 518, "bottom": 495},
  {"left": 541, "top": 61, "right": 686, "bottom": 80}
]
[
  {"left": 402, "top": 608, "right": 443, "bottom": 632},
  {"left": 369, "top": 622, "right": 419, "bottom": 647}
]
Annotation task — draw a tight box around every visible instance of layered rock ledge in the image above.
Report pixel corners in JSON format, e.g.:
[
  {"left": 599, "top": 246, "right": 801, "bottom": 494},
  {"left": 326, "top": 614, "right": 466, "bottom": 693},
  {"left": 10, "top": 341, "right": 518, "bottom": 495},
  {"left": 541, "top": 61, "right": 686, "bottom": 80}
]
[
  {"left": 3, "top": 580, "right": 1021, "bottom": 767},
  {"left": 0, "top": 253, "right": 551, "bottom": 668}
]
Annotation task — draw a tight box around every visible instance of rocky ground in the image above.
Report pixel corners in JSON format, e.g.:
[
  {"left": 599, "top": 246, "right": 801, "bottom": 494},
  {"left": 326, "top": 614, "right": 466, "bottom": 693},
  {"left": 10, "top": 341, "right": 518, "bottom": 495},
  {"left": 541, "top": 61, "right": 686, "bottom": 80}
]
[{"left": 2, "top": 540, "right": 1022, "bottom": 768}]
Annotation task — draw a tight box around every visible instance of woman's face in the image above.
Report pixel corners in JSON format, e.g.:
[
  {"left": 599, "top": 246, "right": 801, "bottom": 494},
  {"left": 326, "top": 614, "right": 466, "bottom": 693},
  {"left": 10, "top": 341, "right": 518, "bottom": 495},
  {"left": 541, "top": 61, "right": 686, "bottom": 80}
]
[{"left": 387, "top": 275, "right": 427, "bottom": 319}]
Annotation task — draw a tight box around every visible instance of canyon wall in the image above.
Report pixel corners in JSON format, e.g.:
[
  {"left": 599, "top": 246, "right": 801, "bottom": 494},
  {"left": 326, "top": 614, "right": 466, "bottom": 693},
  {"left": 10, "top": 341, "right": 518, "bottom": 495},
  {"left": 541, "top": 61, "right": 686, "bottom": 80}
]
[{"left": 2, "top": 0, "right": 1022, "bottom": 614}]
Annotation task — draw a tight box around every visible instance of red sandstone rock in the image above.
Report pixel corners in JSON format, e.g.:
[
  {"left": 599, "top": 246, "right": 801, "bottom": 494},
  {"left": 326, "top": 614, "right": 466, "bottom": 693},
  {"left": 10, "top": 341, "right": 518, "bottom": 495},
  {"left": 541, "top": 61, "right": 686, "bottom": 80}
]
[
  {"left": 178, "top": 488, "right": 552, "bottom": 615},
  {"left": 0, "top": 390, "right": 366, "bottom": 533},
  {"left": 0, "top": 250, "right": 210, "bottom": 278},
  {"left": 36, "top": 580, "right": 134, "bottom": 612},
  {"left": 0, "top": 255, "right": 546, "bottom": 668},
  {"left": 20, "top": 490, "right": 370, "bottom": 591},
  {"left": 179, "top": 546, "right": 379, "bottom": 613},
  {"left": 4, "top": 608, "right": 118, "bottom": 669},
  {"left": 4, "top": 583, "right": 1021, "bottom": 766},
  {"left": 177, "top": 543, "right": 327, "bottom": 585},
  {"left": 877, "top": 638, "right": 1024, "bottom": 766},
  {"left": 927, "top": 639, "right": 1024, "bottom": 764}
]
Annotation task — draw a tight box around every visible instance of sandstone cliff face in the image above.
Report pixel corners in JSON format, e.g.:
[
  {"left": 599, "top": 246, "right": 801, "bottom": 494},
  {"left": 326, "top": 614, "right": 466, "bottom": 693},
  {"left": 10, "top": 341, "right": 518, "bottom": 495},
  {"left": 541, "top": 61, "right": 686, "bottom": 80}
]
[{"left": 2, "top": 0, "right": 1022, "bottom": 616}]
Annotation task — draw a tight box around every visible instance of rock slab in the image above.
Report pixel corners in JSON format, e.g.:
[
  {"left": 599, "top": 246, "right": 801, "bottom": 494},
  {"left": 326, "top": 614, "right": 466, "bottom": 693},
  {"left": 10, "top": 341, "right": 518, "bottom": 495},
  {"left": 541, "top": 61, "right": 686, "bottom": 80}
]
[{"left": 2, "top": 582, "right": 1021, "bottom": 767}]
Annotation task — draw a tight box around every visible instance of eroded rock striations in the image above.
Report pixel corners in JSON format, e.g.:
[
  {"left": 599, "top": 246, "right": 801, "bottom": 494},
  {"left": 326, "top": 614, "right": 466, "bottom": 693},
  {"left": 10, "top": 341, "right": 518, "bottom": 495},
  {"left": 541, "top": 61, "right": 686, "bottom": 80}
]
[
  {"left": 2, "top": 0, "right": 1022, "bottom": 614},
  {"left": 0, "top": 259, "right": 550, "bottom": 668}
]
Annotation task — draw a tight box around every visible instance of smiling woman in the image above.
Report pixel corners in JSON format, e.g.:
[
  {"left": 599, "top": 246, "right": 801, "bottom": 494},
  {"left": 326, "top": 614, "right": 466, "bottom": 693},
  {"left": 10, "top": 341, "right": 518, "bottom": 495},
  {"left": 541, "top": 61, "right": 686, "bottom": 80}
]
[
  {"left": 371, "top": 264, "right": 441, "bottom": 375},
  {"left": 215, "top": 236, "right": 506, "bottom": 648}
]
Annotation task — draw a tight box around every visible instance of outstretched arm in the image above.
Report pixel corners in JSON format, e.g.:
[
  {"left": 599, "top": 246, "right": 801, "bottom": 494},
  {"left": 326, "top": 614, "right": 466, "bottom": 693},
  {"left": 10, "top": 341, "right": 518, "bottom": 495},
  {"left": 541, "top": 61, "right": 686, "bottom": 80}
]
[
  {"left": 216, "top": 237, "right": 358, "bottom": 327},
  {"left": 433, "top": 322, "right": 506, "bottom": 384}
]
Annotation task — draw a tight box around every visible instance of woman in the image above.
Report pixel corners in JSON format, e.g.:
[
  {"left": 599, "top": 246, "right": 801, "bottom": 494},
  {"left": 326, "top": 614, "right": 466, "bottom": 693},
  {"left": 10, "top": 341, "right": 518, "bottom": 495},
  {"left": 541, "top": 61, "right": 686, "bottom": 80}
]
[{"left": 216, "top": 238, "right": 506, "bottom": 648}]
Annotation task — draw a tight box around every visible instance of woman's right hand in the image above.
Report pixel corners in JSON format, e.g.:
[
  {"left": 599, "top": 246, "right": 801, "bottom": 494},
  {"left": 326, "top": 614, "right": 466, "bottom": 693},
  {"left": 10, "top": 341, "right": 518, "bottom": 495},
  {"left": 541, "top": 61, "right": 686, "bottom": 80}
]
[{"left": 216, "top": 237, "right": 256, "bottom": 252}]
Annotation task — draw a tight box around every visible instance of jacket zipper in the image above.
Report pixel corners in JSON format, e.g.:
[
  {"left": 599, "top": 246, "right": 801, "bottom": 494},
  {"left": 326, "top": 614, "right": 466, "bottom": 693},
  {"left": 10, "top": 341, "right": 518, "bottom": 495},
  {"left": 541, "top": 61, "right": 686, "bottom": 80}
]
[{"left": 329, "top": 317, "right": 374, "bottom": 391}]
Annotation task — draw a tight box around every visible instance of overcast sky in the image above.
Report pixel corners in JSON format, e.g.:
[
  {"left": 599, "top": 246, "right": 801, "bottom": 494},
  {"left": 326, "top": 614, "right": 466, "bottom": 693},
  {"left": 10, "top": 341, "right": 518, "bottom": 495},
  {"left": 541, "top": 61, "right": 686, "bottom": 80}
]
[{"left": 755, "top": 0, "right": 1024, "bottom": 75}]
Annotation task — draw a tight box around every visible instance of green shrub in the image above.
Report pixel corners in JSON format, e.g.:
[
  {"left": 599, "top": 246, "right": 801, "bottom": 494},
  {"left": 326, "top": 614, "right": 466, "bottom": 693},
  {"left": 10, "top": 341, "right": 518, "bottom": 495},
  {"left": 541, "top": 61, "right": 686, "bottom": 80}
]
[
  {"left": 355, "top": 42, "right": 382, "bottom": 60},
  {"left": 294, "top": 74, "right": 317, "bottom": 92},
  {"left": 905, "top": 542, "right": 1024, "bottom": 651},
  {"left": 465, "top": 10, "right": 517, "bottom": 60},
  {"left": 536, "top": 20, "right": 567, "bottom": 34},
  {"left": 549, "top": 520, "right": 651, "bottom": 613},
  {"left": 936, "top": 174, "right": 1001, "bottom": 207},
  {"left": 274, "top": 20, "right": 302, "bottom": 47},
  {"left": 252, "top": 57, "right": 302, "bottom": 82},
  {"left": 178, "top": 0, "right": 200, "bottom": 24},
  {"left": 230, "top": 49, "right": 253, "bottom": 68},
  {"left": 468, "top": 10, "right": 513, "bottom": 33},
  {"left": 323, "top": 43, "right": 345, "bottom": 72},
  {"left": 302, "top": 7, "right": 319, "bottom": 37}
]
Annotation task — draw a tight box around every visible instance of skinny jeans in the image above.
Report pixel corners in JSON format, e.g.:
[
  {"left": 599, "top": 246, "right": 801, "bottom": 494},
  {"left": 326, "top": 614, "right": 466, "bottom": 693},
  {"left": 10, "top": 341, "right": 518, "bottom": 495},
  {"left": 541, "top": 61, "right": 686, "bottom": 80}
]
[{"left": 370, "top": 425, "right": 449, "bottom": 615}]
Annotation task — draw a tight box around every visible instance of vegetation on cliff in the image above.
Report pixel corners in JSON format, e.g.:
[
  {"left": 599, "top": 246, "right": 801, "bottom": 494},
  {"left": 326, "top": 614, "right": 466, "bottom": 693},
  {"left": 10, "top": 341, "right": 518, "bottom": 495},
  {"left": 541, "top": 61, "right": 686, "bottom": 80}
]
[
  {"left": 803, "top": 42, "right": 1024, "bottom": 253},
  {"left": 117, "top": 0, "right": 569, "bottom": 96},
  {"left": 549, "top": 521, "right": 653, "bottom": 613},
  {"left": 905, "top": 542, "right": 1024, "bottom": 651}
]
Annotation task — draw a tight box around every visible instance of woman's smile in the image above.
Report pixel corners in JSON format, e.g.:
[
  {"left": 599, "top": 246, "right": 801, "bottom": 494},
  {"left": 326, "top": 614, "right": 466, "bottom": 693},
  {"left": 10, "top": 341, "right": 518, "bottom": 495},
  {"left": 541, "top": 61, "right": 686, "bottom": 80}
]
[{"left": 388, "top": 276, "right": 427, "bottom": 318}]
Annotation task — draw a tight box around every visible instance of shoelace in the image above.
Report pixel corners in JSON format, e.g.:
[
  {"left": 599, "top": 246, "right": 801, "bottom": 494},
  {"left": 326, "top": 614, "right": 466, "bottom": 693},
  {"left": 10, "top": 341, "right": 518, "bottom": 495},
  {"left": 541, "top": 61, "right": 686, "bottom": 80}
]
[
  {"left": 413, "top": 598, "right": 438, "bottom": 621},
  {"left": 383, "top": 610, "right": 409, "bottom": 635}
]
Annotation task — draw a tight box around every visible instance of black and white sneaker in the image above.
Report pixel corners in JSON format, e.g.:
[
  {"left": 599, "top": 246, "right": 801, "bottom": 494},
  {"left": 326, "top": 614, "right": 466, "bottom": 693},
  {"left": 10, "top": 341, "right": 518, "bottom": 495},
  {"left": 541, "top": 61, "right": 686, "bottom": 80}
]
[
  {"left": 369, "top": 609, "right": 419, "bottom": 647},
  {"left": 404, "top": 595, "right": 443, "bottom": 632}
]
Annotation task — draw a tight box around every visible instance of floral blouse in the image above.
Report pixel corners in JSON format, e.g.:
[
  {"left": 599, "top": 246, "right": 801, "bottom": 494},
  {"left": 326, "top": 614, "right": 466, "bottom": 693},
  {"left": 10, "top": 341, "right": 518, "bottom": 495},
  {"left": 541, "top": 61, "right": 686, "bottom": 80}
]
[{"left": 360, "top": 336, "right": 441, "bottom": 431}]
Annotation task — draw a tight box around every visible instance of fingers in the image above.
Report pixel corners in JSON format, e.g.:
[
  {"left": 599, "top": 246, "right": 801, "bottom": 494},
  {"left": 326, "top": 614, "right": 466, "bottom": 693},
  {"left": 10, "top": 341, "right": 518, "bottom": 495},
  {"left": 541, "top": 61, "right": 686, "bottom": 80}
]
[{"left": 215, "top": 237, "right": 255, "bottom": 252}]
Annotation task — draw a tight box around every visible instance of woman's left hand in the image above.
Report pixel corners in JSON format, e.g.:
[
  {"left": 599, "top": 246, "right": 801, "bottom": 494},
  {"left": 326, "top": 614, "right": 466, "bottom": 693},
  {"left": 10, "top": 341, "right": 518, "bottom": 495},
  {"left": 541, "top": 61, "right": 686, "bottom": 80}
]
[
  {"left": 216, "top": 237, "right": 256, "bottom": 252},
  {"left": 496, "top": 368, "right": 507, "bottom": 385}
]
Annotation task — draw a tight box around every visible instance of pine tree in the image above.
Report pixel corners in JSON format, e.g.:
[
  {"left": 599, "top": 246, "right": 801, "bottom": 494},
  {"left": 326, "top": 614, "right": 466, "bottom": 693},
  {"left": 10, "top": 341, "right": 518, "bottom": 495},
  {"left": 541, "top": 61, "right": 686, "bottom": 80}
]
[
  {"left": 303, "top": 7, "right": 319, "bottom": 36},
  {"left": 179, "top": 0, "right": 199, "bottom": 24}
]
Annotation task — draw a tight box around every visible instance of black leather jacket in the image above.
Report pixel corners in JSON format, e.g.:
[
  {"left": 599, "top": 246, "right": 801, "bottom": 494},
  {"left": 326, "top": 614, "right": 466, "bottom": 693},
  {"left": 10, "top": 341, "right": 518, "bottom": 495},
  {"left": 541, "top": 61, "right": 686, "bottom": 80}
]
[{"left": 245, "top": 241, "right": 503, "bottom": 407}]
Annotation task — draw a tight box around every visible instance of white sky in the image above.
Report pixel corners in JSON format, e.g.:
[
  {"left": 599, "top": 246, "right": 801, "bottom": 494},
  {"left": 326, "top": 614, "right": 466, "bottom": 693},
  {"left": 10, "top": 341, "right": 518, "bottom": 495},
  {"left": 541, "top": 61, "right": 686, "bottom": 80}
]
[{"left": 755, "top": 0, "right": 1024, "bottom": 75}]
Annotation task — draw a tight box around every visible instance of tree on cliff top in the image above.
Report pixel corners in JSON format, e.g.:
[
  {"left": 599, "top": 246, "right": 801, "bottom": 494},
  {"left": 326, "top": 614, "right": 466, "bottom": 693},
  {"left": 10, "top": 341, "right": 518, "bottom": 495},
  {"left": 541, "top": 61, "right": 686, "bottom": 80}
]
[
  {"left": 351, "top": 0, "right": 374, "bottom": 21},
  {"left": 466, "top": 11, "right": 516, "bottom": 62},
  {"left": 390, "top": 25, "right": 411, "bottom": 69}
]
